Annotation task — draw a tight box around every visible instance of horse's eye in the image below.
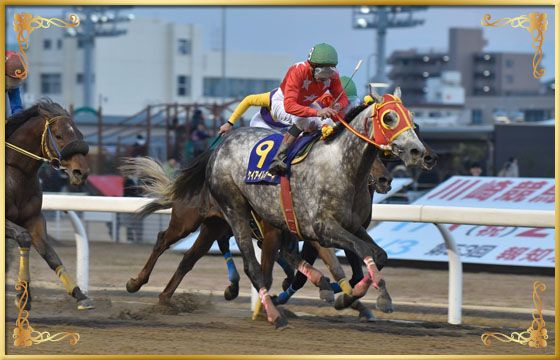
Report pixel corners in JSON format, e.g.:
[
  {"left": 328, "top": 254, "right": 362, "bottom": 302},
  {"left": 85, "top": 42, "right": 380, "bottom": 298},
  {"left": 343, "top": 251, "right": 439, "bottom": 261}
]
[
  {"left": 381, "top": 111, "right": 399, "bottom": 130},
  {"left": 55, "top": 135, "right": 62, "bottom": 140}
]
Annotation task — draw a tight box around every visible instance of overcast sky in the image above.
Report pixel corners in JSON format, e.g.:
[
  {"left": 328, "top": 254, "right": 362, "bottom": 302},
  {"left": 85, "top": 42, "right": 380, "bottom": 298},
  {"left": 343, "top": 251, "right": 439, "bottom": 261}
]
[{"left": 7, "top": 5, "right": 555, "bottom": 94}]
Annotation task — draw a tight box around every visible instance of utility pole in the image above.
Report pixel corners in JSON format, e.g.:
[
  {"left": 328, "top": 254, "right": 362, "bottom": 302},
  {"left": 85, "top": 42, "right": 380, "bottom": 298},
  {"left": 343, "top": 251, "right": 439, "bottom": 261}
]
[
  {"left": 66, "top": 6, "right": 134, "bottom": 108},
  {"left": 353, "top": 6, "right": 427, "bottom": 89}
]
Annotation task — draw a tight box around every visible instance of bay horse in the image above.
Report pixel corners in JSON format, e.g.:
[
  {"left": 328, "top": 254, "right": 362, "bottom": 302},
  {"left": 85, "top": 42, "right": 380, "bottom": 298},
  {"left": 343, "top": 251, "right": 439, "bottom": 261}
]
[
  {"left": 5, "top": 99, "right": 94, "bottom": 310},
  {"left": 176, "top": 87, "right": 426, "bottom": 328}
]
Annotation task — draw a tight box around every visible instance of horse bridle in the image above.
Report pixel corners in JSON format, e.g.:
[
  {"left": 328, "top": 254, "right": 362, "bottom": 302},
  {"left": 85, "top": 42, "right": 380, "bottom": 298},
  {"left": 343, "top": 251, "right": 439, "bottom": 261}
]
[
  {"left": 5, "top": 115, "right": 89, "bottom": 170},
  {"left": 335, "top": 95, "right": 415, "bottom": 154}
]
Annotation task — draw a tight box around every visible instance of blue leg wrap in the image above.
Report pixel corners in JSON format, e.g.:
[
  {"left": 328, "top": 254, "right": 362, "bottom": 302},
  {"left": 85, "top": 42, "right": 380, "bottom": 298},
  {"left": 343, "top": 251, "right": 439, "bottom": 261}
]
[
  {"left": 223, "top": 252, "right": 240, "bottom": 283},
  {"left": 277, "top": 286, "right": 296, "bottom": 304},
  {"left": 330, "top": 282, "right": 342, "bottom": 294}
]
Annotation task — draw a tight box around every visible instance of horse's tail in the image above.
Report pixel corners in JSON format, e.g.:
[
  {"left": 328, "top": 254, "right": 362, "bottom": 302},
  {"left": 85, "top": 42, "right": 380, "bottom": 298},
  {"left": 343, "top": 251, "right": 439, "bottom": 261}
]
[
  {"left": 120, "top": 157, "right": 176, "bottom": 217},
  {"left": 170, "top": 150, "right": 212, "bottom": 202}
]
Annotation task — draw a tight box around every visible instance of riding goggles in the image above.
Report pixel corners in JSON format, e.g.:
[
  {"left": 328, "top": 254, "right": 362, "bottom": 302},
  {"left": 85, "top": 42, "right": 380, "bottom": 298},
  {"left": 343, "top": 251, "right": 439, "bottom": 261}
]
[{"left": 313, "top": 66, "right": 336, "bottom": 81}]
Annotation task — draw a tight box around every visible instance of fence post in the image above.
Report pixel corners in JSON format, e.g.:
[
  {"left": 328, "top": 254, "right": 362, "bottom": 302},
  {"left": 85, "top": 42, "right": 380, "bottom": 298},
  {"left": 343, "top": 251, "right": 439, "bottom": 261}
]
[
  {"left": 435, "top": 223, "right": 462, "bottom": 325},
  {"left": 65, "top": 210, "right": 89, "bottom": 294}
]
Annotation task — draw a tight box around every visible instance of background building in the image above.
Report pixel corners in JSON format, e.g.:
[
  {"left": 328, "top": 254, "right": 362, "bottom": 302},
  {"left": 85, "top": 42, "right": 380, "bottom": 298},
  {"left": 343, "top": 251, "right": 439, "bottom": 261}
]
[
  {"left": 24, "top": 18, "right": 294, "bottom": 116},
  {"left": 387, "top": 27, "right": 554, "bottom": 125}
]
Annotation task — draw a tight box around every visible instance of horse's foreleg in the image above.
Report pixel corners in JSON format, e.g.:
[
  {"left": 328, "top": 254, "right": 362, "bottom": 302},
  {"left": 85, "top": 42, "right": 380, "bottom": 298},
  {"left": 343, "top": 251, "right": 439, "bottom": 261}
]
[
  {"left": 127, "top": 209, "right": 202, "bottom": 293},
  {"left": 278, "top": 241, "right": 333, "bottom": 303},
  {"left": 353, "top": 227, "right": 393, "bottom": 313},
  {"left": 312, "top": 242, "right": 353, "bottom": 295},
  {"left": 27, "top": 214, "right": 94, "bottom": 310},
  {"left": 159, "top": 220, "right": 223, "bottom": 304},
  {"left": 6, "top": 219, "right": 33, "bottom": 310},
  {"left": 314, "top": 220, "right": 384, "bottom": 309}
]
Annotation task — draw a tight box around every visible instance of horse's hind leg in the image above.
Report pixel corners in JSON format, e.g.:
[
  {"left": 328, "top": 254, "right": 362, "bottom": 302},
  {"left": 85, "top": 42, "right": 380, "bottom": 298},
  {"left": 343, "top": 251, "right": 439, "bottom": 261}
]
[
  {"left": 27, "top": 214, "right": 94, "bottom": 310},
  {"left": 216, "top": 228, "right": 240, "bottom": 300},
  {"left": 6, "top": 219, "right": 33, "bottom": 310},
  {"left": 158, "top": 218, "right": 228, "bottom": 304},
  {"left": 126, "top": 207, "right": 202, "bottom": 293}
]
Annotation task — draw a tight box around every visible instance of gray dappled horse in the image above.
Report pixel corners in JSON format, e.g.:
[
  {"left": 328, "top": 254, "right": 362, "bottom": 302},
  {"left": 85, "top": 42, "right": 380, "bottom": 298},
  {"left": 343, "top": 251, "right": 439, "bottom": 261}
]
[
  {"left": 5, "top": 99, "right": 94, "bottom": 310},
  {"left": 178, "top": 87, "right": 426, "bottom": 328}
]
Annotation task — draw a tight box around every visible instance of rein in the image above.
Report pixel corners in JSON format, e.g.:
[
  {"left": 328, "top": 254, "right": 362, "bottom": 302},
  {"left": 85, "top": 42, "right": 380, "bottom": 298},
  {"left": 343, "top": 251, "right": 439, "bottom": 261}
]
[
  {"left": 6, "top": 115, "right": 68, "bottom": 169},
  {"left": 333, "top": 96, "right": 414, "bottom": 153}
]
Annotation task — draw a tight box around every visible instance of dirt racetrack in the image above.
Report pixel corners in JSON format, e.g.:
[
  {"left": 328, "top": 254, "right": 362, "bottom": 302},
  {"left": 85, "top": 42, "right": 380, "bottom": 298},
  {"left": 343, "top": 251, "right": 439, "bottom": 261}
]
[{"left": 5, "top": 240, "right": 555, "bottom": 356}]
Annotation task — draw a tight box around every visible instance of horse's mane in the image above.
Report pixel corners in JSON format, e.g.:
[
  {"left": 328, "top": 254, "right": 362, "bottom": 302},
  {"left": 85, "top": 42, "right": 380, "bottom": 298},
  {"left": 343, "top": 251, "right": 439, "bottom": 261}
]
[
  {"left": 6, "top": 98, "right": 68, "bottom": 139},
  {"left": 323, "top": 102, "right": 372, "bottom": 144}
]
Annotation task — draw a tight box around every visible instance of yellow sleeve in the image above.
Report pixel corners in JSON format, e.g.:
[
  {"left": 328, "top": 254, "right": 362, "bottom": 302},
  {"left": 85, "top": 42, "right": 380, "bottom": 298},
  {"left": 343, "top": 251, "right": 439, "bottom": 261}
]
[{"left": 228, "top": 92, "right": 271, "bottom": 125}]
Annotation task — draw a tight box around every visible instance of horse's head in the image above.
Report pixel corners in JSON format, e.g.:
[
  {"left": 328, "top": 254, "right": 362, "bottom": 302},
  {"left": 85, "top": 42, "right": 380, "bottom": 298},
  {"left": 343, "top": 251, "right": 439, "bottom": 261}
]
[
  {"left": 370, "top": 156, "right": 392, "bottom": 194},
  {"left": 366, "top": 86, "right": 426, "bottom": 168},
  {"left": 38, "top": 102, "right": 90, "bottom": 185}
]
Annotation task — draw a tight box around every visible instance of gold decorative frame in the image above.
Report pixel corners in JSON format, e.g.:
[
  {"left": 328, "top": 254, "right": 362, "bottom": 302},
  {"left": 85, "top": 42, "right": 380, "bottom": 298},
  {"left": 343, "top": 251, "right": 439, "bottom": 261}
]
[
  {"left": 11, "top": 12, "right": 80, "bottom": 79},
  {"left": 481, "top": 281, "right": 548, "bottom": 348},
  {"left": 481, "top": 12, "right": 548, "bottom": 79},
  {"left": 12, "top": 281, "right": 80, "bottom": 347}
]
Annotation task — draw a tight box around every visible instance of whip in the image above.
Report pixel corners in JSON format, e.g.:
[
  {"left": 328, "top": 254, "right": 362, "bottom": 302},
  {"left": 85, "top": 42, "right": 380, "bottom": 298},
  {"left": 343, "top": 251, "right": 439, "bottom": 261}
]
[{"left": 330, "top": 59, "right": 363, "bottom": 109}]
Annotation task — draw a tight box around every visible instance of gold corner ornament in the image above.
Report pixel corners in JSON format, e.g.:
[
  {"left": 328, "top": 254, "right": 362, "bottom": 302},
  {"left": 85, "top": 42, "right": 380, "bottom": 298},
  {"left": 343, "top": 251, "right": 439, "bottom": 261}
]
[
  {"left": 481, "top": 12, "right": 548, "bottom": 79},
  {"left": 13, "top": 281, "right": 80, "bottom": 347},
  {"left": 481, "top": 281, "right": 548, "bottom": 348},
  {"left": 11, "top": 12, "right": 80, "bottom": 79}
]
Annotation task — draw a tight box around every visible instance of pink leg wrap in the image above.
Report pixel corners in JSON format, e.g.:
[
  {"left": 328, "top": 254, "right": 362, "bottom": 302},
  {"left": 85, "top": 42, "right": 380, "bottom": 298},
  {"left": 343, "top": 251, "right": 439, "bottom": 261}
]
[
  {"left": 364, "top": 256, "right": 381, "bottom": 289},
  {"left": 352, "top": 275, "right": 372, "bottom": 298},
  {"left": 297, "top": 260, "right": 322, "bottom": 285},
  {"left": 259, "top": 288, "right": 280, "bottom": 324}
]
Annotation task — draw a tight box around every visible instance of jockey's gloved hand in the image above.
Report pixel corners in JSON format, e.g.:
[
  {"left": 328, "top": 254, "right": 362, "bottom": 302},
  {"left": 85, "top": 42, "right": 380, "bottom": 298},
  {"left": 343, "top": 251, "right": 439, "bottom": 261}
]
[
  {"left": 218, "top": 121, "right": 233, "bottom": 136},
  {"left": 317, "top": 107, "right": 337, "bottom": 119}
]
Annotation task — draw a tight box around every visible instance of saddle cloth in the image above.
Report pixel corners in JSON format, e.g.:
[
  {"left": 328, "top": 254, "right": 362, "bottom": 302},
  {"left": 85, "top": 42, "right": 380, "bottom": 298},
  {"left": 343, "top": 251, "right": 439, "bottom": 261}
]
[{"left": 244, "top": 131, "right": 320, "bottom": 184}]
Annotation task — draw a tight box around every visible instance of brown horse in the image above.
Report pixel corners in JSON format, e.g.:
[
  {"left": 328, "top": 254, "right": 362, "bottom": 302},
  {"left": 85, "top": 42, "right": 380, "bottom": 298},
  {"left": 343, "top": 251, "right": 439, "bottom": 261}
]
[
  {"left": 5, "top": 99, "right": 94, "bottom": 310},
  {"left": 121, "top": 154, "right": 392, "bottom": 305}
]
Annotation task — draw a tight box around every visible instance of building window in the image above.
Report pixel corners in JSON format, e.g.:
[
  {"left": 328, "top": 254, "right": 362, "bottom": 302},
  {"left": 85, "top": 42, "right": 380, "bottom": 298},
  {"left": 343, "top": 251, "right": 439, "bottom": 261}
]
[
  {"left": 41, "top": 73, "right": 62, "bottom": 94},
  {"left": 177, "top": 75, "right": 191, "bottom": 96},
  {"left": 43, "top": 39, "right": 52, "bottom": 50},
  {"left": 203, "top": 77, "right": 280, "bottom": 97},
  {"left": 177, "top": 39, "right": 191, "bottom": 55},
  {"left": 506, "top": 75, "right": 514, "bottom": 84},
  {"left": 57, "top": 39, "right": 63, "bottom": 49},
  {"left": 472, "top": 109, "right": 483, "bottom": 125},
  {"left": 506, "top": 59, "right": 514, "bottom": 68},
  {"left": 76, "top": 73, "right": 83, "bottom": 84}
]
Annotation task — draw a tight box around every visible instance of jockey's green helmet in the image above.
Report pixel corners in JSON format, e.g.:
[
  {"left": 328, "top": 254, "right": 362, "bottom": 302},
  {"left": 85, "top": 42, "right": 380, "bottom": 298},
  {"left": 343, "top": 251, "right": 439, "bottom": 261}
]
[
  {"left": 307, "top": 43, "right": 338, "bottom": 65},
  {"left": 340, "top": 76, "right": 358, "bottom": 101}
]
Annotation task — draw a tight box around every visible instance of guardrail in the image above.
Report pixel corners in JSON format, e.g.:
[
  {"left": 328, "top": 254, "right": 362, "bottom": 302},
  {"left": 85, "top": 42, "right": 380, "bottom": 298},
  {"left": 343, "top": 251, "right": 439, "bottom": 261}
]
[{"left": 42, "top": 194, "right": 555, "bottom": 324}]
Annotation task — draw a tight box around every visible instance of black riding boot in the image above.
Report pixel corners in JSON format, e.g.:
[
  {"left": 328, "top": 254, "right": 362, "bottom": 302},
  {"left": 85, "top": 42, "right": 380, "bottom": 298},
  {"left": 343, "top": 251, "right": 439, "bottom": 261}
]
[{"left": 269, "top": 132, "right": 297, "bottom": 175}]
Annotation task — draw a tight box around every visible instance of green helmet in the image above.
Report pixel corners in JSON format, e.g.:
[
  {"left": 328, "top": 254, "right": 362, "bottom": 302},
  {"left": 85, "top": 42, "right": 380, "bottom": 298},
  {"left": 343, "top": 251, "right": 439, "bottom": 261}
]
[
  {"left": 307, "top": 43, "right": 338, "bottom": 65},
  {"left": 340, "top": 76, "right": 358, "bottom": 101}
]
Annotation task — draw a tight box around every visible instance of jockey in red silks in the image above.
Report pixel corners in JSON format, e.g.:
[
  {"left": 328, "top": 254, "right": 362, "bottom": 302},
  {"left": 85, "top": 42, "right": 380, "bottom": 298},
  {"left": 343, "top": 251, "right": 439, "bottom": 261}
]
[
  {"left": 219, "top": 43, "right": 348, "bottom": 175},
  {"left": 5, "top": 51, "right": 25, "bottom": 115}
]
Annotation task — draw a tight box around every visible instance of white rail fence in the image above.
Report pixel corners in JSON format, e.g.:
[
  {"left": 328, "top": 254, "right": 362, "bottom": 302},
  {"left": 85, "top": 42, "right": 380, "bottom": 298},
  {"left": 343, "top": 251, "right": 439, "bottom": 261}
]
[{"left": 42, "top": 194, "right": 555, "bottom": 325}]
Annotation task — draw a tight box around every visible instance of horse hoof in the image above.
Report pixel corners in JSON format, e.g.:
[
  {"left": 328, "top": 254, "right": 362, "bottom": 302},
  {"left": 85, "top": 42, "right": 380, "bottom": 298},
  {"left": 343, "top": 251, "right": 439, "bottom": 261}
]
[
  {"left": 359, "top": 310, "right": 376, "bottom": 322},
  {"left": 224, "top": 282, "right": 239, "bottom": 301},
  {"left": 334, "top": 294, "right": 354, "bottom": 310},
  {"left": 77, "top": 298, "right": 95, "bottom": 310},
  {"left": 274, "top": 316, "right": 290, "bottom": 330},
  {"left": 376, "top": 295, "right": 394, "bottom": 313},
  {"left": 281, "top": 278, "right": 291, "bottom": 291},
  {"left": 126, "top": 279, "right": 141, "bottom": 293},
  {"left": 319, "top": 289, "right": 334, "bottom": 303}
]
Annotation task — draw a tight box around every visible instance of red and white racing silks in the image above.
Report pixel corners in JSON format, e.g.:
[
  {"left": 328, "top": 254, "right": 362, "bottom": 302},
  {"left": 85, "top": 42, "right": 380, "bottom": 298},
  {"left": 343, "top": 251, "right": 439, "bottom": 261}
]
[{"left": 279, "top": 61, "right": 348, "bottom": 118}]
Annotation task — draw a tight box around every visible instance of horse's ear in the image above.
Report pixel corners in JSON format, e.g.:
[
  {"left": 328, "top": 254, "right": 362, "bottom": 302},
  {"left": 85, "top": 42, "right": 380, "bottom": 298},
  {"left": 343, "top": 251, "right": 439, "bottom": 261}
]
[
  {"left": 37, "top": 104, "right": 53, "bottom": 120},
  {"left": 393, "top": 86, "right": 402, "bottom": 99},
  {"left": 368, "top": 83, "right": 383, "bottom": 103}
]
